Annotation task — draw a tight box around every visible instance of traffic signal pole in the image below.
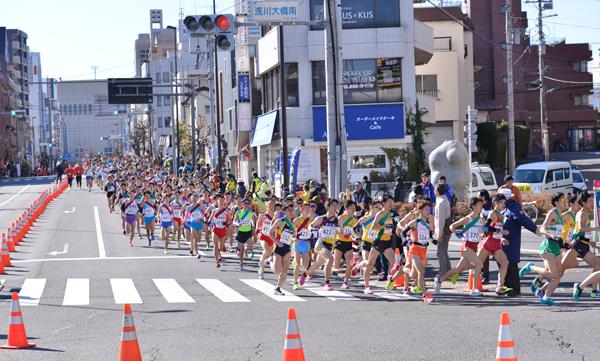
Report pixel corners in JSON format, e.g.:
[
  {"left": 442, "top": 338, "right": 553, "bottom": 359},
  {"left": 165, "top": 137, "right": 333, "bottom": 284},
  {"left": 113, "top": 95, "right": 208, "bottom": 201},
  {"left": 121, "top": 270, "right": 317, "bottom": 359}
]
[{"left": 279, "top": 25, "right": 290, "bottom": 190}]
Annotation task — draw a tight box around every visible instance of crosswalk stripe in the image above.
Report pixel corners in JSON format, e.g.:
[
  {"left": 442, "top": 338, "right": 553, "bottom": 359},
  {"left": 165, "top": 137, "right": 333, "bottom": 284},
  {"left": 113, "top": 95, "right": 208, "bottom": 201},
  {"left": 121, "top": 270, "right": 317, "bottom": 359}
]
[
  {"left": 110, "top": 279, "right": 142, "bottom": 304},
  {"left": 303, "top": 282, "right": 359, "bottom": 301},
  {"left": 63, "top": 279, "right": 90, "bottom": 306},
  {"left": 372, "top": 290, "right": 410, "bottom": 301},
  {"left": 153, "top": 279, "right": 195, "bottom": 303},
  {"left": 240, "top": 279, "right": 305, "bottom": 302},
  {"left": 19, "top": 278, "right": 46, "bottom": 306},
  {"left": 196, "top": 279, "right": 251, "bottom": 303}
]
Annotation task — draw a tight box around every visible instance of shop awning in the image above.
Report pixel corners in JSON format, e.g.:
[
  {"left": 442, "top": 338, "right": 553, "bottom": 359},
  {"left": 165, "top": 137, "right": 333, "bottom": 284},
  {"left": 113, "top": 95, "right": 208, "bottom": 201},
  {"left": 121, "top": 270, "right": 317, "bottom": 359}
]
[{"left": 250, "top": 110, "right": 278, "bottom": 147}]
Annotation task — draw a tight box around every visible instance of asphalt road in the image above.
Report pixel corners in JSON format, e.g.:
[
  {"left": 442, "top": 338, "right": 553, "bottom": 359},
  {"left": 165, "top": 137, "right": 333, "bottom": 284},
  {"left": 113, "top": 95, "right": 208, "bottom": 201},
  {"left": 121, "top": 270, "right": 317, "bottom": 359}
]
[{"left": 0, "top": 178, "right": 598, "bottom": 360}]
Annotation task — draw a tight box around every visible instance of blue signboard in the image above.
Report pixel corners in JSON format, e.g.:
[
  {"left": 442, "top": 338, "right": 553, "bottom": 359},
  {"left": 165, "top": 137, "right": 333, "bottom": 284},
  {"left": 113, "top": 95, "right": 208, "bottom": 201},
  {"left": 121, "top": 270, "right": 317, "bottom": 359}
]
[
  {"left": 238, "top": 73, "right": 250, "bottom": 103},
  {"left": 251, "top": 110, "right": 278, "bottom": 147},
  {"left": 312, "top": 103, "right": 404, "bottom": 141}
]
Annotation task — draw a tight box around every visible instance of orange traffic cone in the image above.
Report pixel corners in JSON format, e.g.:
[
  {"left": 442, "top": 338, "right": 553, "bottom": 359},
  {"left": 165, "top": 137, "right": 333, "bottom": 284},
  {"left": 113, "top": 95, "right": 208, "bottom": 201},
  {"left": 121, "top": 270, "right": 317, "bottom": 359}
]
[
  {"left": 467, "top": 270, "right": 484, "bottom": 292},
  {"left": 496, "top": 312, "right": 518, "bottom": 361},
  {"left": 2, "top": 238, "right": 12, "bottom": 267},
  {"left": 5, "top": 232, "right": 15, "bottom": 253},
  {"left": 283, "top": 308, "right": 305, "bottom": 361},
  {"left": 118, "top": 304, "right": 142, "bottom": 361},
  {"left": 1, "top": 292, "right": 35, "bottom": 349}
]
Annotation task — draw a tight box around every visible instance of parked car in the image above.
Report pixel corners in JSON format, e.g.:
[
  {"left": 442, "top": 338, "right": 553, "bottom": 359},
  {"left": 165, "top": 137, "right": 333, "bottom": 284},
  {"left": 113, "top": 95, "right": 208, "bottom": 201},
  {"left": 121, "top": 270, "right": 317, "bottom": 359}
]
[
  {"left": 513, "top": 161, "right": 573, "bottom": 195},
  {"left": 469, "top": 163, "right": 498, "bottom": 197}
]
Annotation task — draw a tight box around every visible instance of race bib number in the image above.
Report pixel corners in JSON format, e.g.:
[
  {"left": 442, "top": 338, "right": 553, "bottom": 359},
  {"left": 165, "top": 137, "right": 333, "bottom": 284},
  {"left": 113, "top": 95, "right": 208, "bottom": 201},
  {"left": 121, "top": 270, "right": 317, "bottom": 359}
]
[
  {"left": 367, "top": 230, "right": 378, "bottom": 241},
  {"left": 298, "top": 229, "right": 311, "bottom": 240},
  {"left": 144, "top": 207, "right": 154, "bottom": 217},
  {"left": 320, "top": 226, "right": 337, "bottom": 238},
  {"left": 280, "top": 231, "right": 293, "bottom": 245},
  {"left": 554, "top": 225, "right": 563, "bottom": 239},
  {"left": 467, "top": 228, "right": 482, "bottom": 242},
  {"left": 384, "top": 223, "right": 393, "bottom": 235},
  {"left": 343, "top": 226, "right": 354, "bottom": 238},
  {"left": 261, "top": 220, "right": 272, "bottom": 235},
  {"left": 240, "top": 218, "right": 252, "bottom": 227},
  {"left": 493, "top": 226, "right": 503, "bottom": 240},
  {"left": 107, "top": 186, "right": 115, "bottom": 192},
  {"left": 173, "top": 208, "right": 181, "bottom": 217}
]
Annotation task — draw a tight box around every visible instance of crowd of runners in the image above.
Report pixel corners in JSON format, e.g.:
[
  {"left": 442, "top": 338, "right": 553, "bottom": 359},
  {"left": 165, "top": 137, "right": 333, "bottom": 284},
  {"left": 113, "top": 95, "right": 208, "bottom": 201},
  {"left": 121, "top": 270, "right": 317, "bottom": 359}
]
[{"left": 69, "top": 155, "right": 600, "bottom": 305}]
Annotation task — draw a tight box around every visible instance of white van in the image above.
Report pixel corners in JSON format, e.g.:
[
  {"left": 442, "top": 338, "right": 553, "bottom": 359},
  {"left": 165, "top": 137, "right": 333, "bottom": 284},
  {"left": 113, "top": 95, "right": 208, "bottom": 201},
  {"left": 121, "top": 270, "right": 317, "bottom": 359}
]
[
  {"left": 469, "top": 164, "right": 498, "bottom": 197},
  {"left": 513, "top": 161, "right": 574, "bottom": 195}
]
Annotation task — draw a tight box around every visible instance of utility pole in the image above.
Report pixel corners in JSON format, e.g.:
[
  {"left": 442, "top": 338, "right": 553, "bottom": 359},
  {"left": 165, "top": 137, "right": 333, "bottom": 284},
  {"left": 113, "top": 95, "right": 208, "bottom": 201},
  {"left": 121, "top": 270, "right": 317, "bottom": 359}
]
[
  {"left": 279, "top": 25, "right": 290, "bottom": 189},
  {"left": 167, "top": 25, "right": 181, "bottom": 174},
  {"left": 537, "top": 0, "right": 550, "bottom": 161},
  {"left": 208, "top": 36, "right": 217, "bottom": 169},
  {"left": 506, "top": 0, "right": 516, "bottom": 174},
  {"left": 324, "top": 0, "right": 347, "bottom": 197},
  {"left": 213, "top": 0, "right": 223, "bottom": 175},
  {"left": 191, "top": 89, "right": 197, "bottom": 167}
]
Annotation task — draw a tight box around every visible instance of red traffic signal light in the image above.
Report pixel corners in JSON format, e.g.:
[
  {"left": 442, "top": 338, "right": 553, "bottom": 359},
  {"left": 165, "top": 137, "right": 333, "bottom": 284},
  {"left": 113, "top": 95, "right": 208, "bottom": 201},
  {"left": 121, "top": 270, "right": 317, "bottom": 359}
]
[{"left": 215, "top": 15, "right": 231, "bottom": 31}]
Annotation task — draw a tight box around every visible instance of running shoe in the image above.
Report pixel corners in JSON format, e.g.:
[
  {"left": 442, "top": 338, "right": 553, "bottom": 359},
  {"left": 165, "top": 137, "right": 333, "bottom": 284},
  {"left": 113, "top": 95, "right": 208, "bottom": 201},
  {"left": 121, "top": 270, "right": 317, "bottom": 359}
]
[
  {"left": 423, "top": 293, "right": 434, "bottom": 304},
  {"left": 239, "top": 265, "right": 244, "bottom": 272},
  {"left": 540, "top": 297, "right": 558, "bottom": 306},
  {"left": 151, "top": 235, "right": 155, "bottom": 241},
  {"left": 519, "top": 262, "right": 534, "bottom": 279},
  {"left": 258, "top": 267, "right": 264, "bottom": 279},
  {"left": 306, "top": 274, "right": 313, "bottom": 281},
  {"left": 274, "top": 287, "right": 284, "bottom": 296},
  {"left": 299, "top": 273, "right": 307, "bottom": 286},
  {"left": 163, "top": 249, "right": 168, "bottom": 255},
  {"left": 293, "top": 283, "right": 300, "bottom": 290},
  {"left": 535, "top": 289, "right": 545, "bottom": 299},
  {"left": 402, "top": 287, "right": 411, "bottom": 295},
  {"left": 147, "top": 239, "right": 152, "bottom": 247},
  {"left": 470, "top": 289, "right": 482, "bottom": 297},
  {"left": 378, "top": 274, "right": 387, "bottom": 282},
  {"left": 531, "top": 276, "right": 543, "bottom": 293},
  {"left": 434, "top": 276, "right": 441, "bottom": 294},
  {"left": 197, "top": 254, "right": 202, "bottom": 260},
  {"left": 495, "top": 285, "right": 513, "bottom": 295},
  {"left": 363, "top": 287, "right": 373, "bottom": 295},
  {"left": 386, "top": 280, "right": 394, "bottom": 292},
  {"left": 189, "top": 250, "right": 194, "bottom": 256},
  {"left": 324, "top": 283, "right": 333, "bottom": 291},
  {"left": 176, "top": 241, "right": 181, "bottom": 249},
  {"left": 123, "top": 230, "right": 126, "bottom": 235},
  {"left": 216, "top": 259, "right": 221, "bottom": 268},
  {"left": 342, "top": 281, "right": 350, "bottom": 290},
  {"left": 590, "top": 290, "right": 600, "bottom": 298},
  {"left": 449, "top": 273, "right": 459, "bottom": 285},
  {"left": 291, "top": 259, "right": 297, "bottom": 269},
  {"left": 411, "top": 286, "right": 422, "bottom": 295},
  {"left": 573, "top": 283, "right": 582, "bottom": 302}
]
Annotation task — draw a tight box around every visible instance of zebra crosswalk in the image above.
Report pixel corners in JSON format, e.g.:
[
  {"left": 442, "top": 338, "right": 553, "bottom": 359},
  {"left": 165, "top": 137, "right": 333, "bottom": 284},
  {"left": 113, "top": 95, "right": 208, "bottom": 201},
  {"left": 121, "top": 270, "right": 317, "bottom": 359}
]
[{"left": 0, "top": 277, "right": 417, "bottom": 307}]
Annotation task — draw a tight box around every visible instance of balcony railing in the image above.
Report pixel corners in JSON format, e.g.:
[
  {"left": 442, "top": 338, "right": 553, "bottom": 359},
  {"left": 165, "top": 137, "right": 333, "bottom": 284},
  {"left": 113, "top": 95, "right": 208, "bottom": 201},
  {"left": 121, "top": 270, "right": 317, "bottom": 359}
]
[{"left": 417, "top": 89, "right": 440, "bottom": 99}]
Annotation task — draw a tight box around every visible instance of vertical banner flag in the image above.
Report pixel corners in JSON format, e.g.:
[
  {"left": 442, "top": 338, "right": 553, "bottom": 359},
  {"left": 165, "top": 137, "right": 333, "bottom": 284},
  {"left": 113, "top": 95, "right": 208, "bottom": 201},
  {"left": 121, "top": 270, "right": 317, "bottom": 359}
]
[
  {"left": 289, "top": 148, "right": 302, "bottom": 194},
  {"left": 593, "top": 180, "right": 600, "bottom": 246}
]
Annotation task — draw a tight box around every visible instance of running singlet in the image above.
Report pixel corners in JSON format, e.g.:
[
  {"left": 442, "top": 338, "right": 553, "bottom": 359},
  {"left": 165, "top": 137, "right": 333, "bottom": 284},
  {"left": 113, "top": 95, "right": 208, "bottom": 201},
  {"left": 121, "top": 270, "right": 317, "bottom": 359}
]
[
  {"left": 463, "top": 215, "right": 484, "bottom": 243},
  {"left": 124, "top": 198, "right": 139, "bottom": 215},
  {"left": 319, "top": 217, "right": 338, "bottom": 245},
  {"left": 171, "top": 200, "right": 184, "bottom": 219},
  {"left": 411, "top": 218, "right": 431, "bottom": 246},
  {"left": 336, "top": 216, "right": 356, "bottom": 242},
  {"left": 295, "top": 217, "right": 312, "bottom": 240},
  {"left": 237, "top": 209, "right": 254, "bottom": 232},
  {"left": 573, "top": 215, "right": 592, "bottom": 240},
  {"left": 212, "top": 209, "right": 228, "bottom": 229},
  {"left": 561, "top": 211, "right": 576, "bottom": 242},
  {"left": 546, "top": 208, "right": 564, "bottom": 240},
  {"left": 361, "top": 215, "right": 377, "bottom": 243},
  {"left": 105, "top": 182, "right": 116, "bottom": 193},
  {"left": 376, "top": 212, "right": 394, "bottom": 241},
  {"left": 188, "top": 204, "right": 203, "bottom": 222},
  {"left": 260, "top": 215, "right": 273, "bottom": 236},
  {"left": 160, "top": 205, "right": 173, "bottom": 222},
  {"left": 490, "top": 210, "right": 504, "bottom": 240},
  {"left": 277, "top": 218, "right": 295, "bottom": 245},
  {"left": 143, "top": 202, "right": 156, "bottom": 217}
]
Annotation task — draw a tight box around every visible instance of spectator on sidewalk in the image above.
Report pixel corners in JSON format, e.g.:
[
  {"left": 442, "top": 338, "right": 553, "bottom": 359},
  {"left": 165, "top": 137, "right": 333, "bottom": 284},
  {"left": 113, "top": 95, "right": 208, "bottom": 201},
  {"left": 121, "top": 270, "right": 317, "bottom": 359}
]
[
  {"left": 434, "top": 183, "right": 452, "bottom": 276},
  {"left": 421, "top": 172, "right": 436, "bottom": 214},
  {"left": 362, "top": 175, "right": 372, "bottom": 196},
  {"left": 352, "top": 182, "right": 368, "bottom": 203},
  {"left": 393, "top": 177, "right": 405, "bottom": 203}
]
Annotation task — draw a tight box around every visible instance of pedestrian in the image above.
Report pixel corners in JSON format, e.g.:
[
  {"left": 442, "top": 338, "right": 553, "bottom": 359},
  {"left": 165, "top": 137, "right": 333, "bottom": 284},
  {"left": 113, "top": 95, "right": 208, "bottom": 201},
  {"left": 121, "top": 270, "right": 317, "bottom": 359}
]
[
  {"left": 362, "top": 175, "right": 372, "bottom": 195},
  {"left": 438, "top": 176, "right": 456, "bottom": 205},
  {"left": 55, "top": 161, "right": 64, "bottom": 184},
  {"left": 250, "top": 171, "right": 261, "bottom": 196},
  {"left": 420, "top": 172, "right": 436, "bottom": 214},
  {"left": 393, "top": 177, "right": 404, "bottom": 203},
  {"left": 498, "top": 175, "right": 522, "bottom": 204},
  {"left": 434, "top": 183, "right": 452, "bottom": 277},
  {"left": 352, "top": 182, "right": 368, "bottom": 204}
]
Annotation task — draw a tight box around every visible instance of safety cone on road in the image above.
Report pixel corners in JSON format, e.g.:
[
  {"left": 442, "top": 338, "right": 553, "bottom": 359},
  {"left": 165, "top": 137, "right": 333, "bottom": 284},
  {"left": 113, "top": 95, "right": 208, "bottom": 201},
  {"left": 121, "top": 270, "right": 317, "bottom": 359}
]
[
  {"left": 496, "top": 312, "right": 518, "bottom": 361},
  {"left": 5, "top": 232, "right": 15, "bottom": 252},
  {"left": 1, "top": 292, "right": 35, "bottom": 349},
  {"left": 1, "top": 237, "right": 12, "bottom": 267},
  {"left": 467, "top": 270, "right": 484, "bottom": 292},
  {"left": 283, "top": 308, "right": 305, "bottom": 361},
  {"left": 118, "top": 304, "right": 142, "bottom": 361}
]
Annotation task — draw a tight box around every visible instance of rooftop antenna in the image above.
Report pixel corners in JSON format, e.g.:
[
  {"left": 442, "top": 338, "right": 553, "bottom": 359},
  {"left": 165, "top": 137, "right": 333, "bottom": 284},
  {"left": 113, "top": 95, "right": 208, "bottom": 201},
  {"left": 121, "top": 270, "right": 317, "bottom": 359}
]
[{"left": 92, "top": 66, "right": 98, "bottom": 80}]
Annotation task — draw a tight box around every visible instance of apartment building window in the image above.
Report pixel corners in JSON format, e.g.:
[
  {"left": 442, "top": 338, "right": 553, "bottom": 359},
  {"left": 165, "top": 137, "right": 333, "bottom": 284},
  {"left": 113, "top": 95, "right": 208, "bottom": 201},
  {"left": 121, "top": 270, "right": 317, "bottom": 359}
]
[
  {"left": 434, "top": 37, "right": 452, "bottom": 51},
  {"left": 351, "top": 154, "right": 386, "bottom": 169},
  {"left": 416, "top": 74, "right": 438, "bottom": 97},
  {"left": 573, "top": 61, "right": 588, "bottom": 73},
  {"left": 574, "top": 94, "right": 589, "bottom": 106},
  {"left": 164, "top": 95, "right": 171, "bottom": 106},
  {"left": 164, "top": 116, "right": 171, "bottom": 128},
  {"left": 163, "top": 72, "right": 170, "bottom": 82},
  {"left": 310, "top": 0, "right": 400, "bottom": 30},
  {"left": 285, "top": 63, "right": 299, "bottom": 107},
  {"left": 156, "top": 72, "right": 161, "bottom": 81},
  {"left": 262, "top": 67, "right": 280, "bottom": 112},
  {"left": 312, "top": 58, "right": 402, "bottom": 105},
  {"left": 156, "top": 95, "right": 162, "bottom": 106},
  {"left": 157, "top": 116, "right": 163, "bottom": 128}
]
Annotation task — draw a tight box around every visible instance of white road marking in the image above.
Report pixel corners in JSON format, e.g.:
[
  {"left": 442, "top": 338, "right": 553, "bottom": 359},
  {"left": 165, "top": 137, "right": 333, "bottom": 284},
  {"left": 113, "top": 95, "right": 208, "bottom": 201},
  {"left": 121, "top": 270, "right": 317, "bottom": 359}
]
[
  {"left": 196, "top": 279, "right": 250, "bottom": 303},
  {"left": 63, "top": 279, "right": 90, "bottom": 306},
  {"left": 19, "top": 278, "right": 46, "bottom": 306},
  {"left": 240, "top": 279, "right": 304, "bottom": 302},
  {"left": 372, "top": 290, "right": 410, "bottom": 301},
  {"left": 13, "top": 255, "right": 194, "bottom": 264},
  {"left": 47, "top": 243, "right": 69, "bottom": 256},
  {"left": 0, "top": 185, "right": 30, "bottom": 207},
  {"left": 302, "top": 282, "right": 359, "bottom": 301},
  {"left": 153, "top": 279, "right": 195, "bottom": 303},
  {"left": 63, "top": 206, "right": 76, "bottom": 214},
  {"left": 0, "top": 279, "right": 5, "bottom": 291},
  {"left": 93, "top": 206, "right": 107, "bottom": 258},
  {"left": 448, "top": 241, "right": 538, "bottom": 254},
  {"left": 110, "top": 279, "right": 142, "bottom": 304}
]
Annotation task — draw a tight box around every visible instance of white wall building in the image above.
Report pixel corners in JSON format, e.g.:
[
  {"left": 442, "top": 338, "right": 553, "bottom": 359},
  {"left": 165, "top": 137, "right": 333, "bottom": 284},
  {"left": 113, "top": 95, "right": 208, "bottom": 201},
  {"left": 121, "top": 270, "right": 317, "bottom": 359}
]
[
  {"left": 251, "top": 0, "right": 433, "bottom": 184},
  {"left": 57, "top": 80, "right": 128, "bottom": 162},
  {"left": 28, "top": 52, "right": 43, "bottom": 165}
]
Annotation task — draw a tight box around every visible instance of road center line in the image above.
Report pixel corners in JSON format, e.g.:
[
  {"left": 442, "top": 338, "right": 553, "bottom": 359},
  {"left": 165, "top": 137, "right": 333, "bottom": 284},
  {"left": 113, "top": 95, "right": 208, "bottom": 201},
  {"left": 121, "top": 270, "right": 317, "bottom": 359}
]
[
  {"left": 0, "top": 185, "right": 30, "bottom": 207},
  {"left": 93, "top": 206, "right": 107, "bottom": 258}
]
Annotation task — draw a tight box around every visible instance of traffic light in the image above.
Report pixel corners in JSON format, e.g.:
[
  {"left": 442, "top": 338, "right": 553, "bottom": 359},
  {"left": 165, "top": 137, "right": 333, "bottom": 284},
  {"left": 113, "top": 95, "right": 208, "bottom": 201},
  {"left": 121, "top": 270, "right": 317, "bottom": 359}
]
[{"left": 183, "top": 14, "right": 236, "bottom": 51}]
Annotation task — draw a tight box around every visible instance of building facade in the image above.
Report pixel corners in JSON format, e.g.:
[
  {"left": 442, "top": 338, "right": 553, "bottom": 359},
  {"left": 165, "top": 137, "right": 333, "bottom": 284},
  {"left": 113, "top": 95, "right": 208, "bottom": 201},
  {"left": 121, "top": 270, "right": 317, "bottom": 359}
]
[
  {"left": 251, "top": 0, "right": 433, "bottom": 184},
  {"left": 467, "top": 0, "right": 596, "bottom": 152},
  {"left": 58, "top": 80, "right": 127, "bottom": 162},
  {"left": 415, "top": 6, "right": 476, "bottom": 155}
]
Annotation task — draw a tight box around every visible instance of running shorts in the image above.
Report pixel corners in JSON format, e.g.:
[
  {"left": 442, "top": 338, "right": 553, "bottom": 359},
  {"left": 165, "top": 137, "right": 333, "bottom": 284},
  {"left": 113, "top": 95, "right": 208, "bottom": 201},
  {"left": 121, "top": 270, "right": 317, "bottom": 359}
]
[
  {"left": 373, "top": 239, "right": 392, "bottom": 254},
  {"left": 143, "top": 216, "right": 155, "bottom": 225},
  {"left": 481, "top": 236, "right": 502, "bottom": 254},
  {"left": 294, "top": 240, "right": 310, "bottom": 255},
  {"left": 334, "top": 240, "right": 353, "bottom": 254},
  {"left": 213, "top": 227, "right": 227, "bottom": 239},
  {"left": 274, "top": 244, "right": 291, "bottom": 257},
  {"left": 460, "top": 241, "right": 479, "bottom": 255},
  {"left": 408, "top": 244, "right": 427, "bottom": 263},
  {"left": 539, "top": 238, "right": 561, "bottom": 257},
  {"left": 260, "top": 234, "right": 274, "bottom": 247},
  {"left": 125, "top": 214, "right": 137, "bottom": 224},
  {"left": 362, "top": 241, "right": 372, "bottom": 252},
  {"left": 236, "top": 230, "right": 253, "bottom": 244},
  {"left": 572, "top": 238, "right": 591, "bottom": 258},
  {"left": 190, "top": 221, "right": 203, "bottom": 231},
  {"left": 161, "top": 221, "right": 173, "bottom": 228}
]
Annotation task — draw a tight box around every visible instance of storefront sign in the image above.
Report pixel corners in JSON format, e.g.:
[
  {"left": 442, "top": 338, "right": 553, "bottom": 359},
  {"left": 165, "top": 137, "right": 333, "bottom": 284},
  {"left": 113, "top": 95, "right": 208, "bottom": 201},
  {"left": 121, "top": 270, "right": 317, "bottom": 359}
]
[
  {"left": 238, "top": 73, "right": 250, "bottom": 102},
  {"left": 312, "top": 103, "right": 405, "bottom": 141},
  {"left": 342, "top": 69, "right": 376, "bottom": 90}
]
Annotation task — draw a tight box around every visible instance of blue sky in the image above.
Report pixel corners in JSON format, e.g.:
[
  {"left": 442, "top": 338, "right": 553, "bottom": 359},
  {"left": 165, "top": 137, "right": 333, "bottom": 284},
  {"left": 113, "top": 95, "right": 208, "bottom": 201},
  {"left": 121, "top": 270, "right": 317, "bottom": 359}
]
[{"left": 0, "top": 0, "right": 598, "bottom": 80}]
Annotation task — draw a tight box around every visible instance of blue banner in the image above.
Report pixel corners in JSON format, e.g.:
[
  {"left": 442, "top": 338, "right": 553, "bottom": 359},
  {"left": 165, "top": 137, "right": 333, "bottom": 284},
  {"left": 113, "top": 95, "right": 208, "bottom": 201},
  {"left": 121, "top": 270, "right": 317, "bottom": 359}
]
[
  {"left": 289, "top": 148, "right": 302, "bottom": 194},
  {"left": 238, "top": 73, "right": 250, "bottom": 103},
  {"left": 312, "top": 103, "right": 405, "bottom": 141}
]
